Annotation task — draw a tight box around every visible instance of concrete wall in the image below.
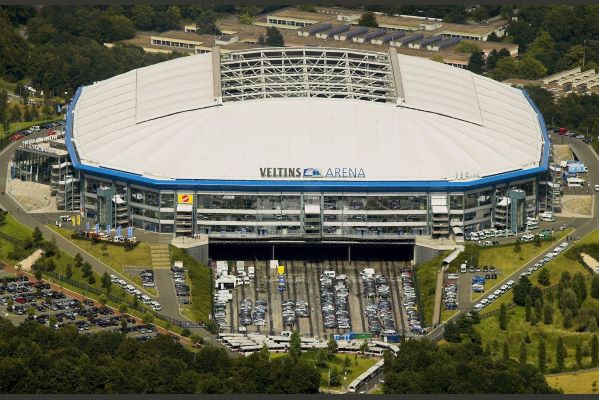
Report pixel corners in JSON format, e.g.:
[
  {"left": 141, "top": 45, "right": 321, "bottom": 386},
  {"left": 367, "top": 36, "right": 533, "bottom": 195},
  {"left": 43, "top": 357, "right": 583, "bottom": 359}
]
[
  {"left": 178, "top": 242, "right": 209, "bottom": 264},
  {"left": 413, "top": 244, "right": 441, "bottom": 265}
]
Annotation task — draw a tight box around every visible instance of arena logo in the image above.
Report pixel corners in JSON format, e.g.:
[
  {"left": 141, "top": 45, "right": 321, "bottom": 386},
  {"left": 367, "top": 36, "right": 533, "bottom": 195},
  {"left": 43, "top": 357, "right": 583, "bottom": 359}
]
[{"left": 259, "top": 167, "right": 365, "bottom": 179}]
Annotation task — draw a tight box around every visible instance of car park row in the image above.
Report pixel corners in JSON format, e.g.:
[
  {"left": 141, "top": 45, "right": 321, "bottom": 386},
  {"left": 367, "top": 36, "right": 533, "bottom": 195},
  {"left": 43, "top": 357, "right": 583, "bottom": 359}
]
[
  {"left": 319, "top": 270, "right": 351, "bottom": 330},
  {"left": 473, "top": 241, "right": 569, "bottom": 312},
  {"left": 109, "top": 274, "right": 161, "bottom": 311},
  {"left": 399, "top": 267, "right": 424, "bottom": 335},
  {"left": 360, "top": 269, "right": 397, "bottom": 335},
  {"left": 281, "top": 299, "right": 309, "bottom": 327},
  {"left": 444, "top": 273, "right": 458, "bottom": 311}
]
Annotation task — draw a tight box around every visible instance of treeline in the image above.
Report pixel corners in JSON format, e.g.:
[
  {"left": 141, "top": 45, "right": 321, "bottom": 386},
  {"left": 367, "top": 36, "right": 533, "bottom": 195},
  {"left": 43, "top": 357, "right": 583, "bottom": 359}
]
[
  {"left": 0, "top": 318, "right": 320, "bottom": 394},
  {"left": 383, "top": 337, "right": 556, "bottom": 394}
]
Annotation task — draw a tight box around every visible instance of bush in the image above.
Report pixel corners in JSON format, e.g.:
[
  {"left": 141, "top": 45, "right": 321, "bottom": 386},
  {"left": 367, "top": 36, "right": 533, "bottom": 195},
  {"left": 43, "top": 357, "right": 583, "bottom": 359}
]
[{"left": 181, "top": 328, "right": 191, "bottom": 337}]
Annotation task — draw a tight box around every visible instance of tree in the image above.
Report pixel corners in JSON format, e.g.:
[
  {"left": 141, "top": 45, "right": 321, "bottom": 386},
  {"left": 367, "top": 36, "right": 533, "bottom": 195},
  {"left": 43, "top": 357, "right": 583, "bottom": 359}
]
[
  {"left": 525, "top": 295, "right": 532, "bottom": 322},
  {"left": 358, "top": 11, "right": 378, "bottom": 27},
  {"left": 329, "top": 366, "right": 341, "bottom": 386},
  {"left": 514, "top": 239, "right": 522, "bottom": 254},
  {"left": 517, "top": 56, "right": 547, "bottom": 79},
  {"left": 466, "top": 50, "right": 485, "bottom": 74},
  {"left": 559, "top": 288, "right": 579, "bottom": 316},
  {"left": 130, "top": 5, "right": 156, "bottom": 30},
  {"left": 101, "top": 272, "right": 112, "bottom": 292},
  {"left": 526, "top": 30, "right": 556, "bottom": 70},
  {"left": 265, "top": 27, "right": 284, "bottom": 47},
  {"left": 589, "top": 317, "right": 598, "bottom": 333},
  {"left": 327, "top": 335, "right": 338, "bottom": 356},
  {"left": 81, "top": 262, "right": 92, "bottom": 277},
  {"left": 142, "top": 311, "right": 154, "bottom": 324},
  {"left": 195, "top": 8, "right": 220, "bottom": 35},
  {"left": 533, "top": 235, "right": 541, "bottom": 247},
  {"left": 343, "top": 355, "right": 351, "bottom": 374},
  {"left": 499, "top": 303, "right": 508, "bottom": 330},
  {"left": 543, "top": 303, "right": 553, "bottom": 325},
  {"left": 537, "top": 269, "right": 550, "bottom": 286},
  {"left": 572, "top": 272, "right": 587, "bottom": 304},
  {"left": 34, "top": 269, "right": 42, "bottom": 281},
  {"left": 556, "top": 336, "right": 566, "bottom": 371},
  {"left": 535, "top": 339, "right": 546, "bottom": 372},
  {"left": 530, "top": 309, "right": 538, "bottom": 326},
  {"left": 359, "top": 340, "right": 369, "bottom": 355},
  {"left": 575, "top": 342, "right": 582, "bottom": 369},
  {"left": 190, "top": 334, "right": 203, "bottom": 345},
  {"left": 487, "top": 32, "right": 500, "bottom": 42},
  {"left": 99, "top": 294, "right": 107, "bottom": 306},
  {"left": 65, "top": 263, "right": 73, "bottom": 279},
  {"left": 181, "top": 328, "right": 191, "bottom": 337},
  {"left": 87, "top": 275, "right": 96, "bottom": 285},
  {"left": 74, "top": 253, "right": 83, "bottom": 268},
  {"left": 592, "top": 275, "right": 599, "bottom": 299},
  {"left": 502, "top": 340, "right": 510, "bottom": 362},
  {"left": 315, "top": 348, "right": 328, "bottom": 368},
  {"left": 492, "top": 56, "right": 518, "bottom": 80},
  {"left": 289, "top": 330, "right": 301, "bottom": 361},
  {"left": 519, "top": 340, "right": 528, "bottom": 365},
  {"left": 27, "top": 307, "right": 36, "bottom": 319},
  {"left": 118, "top": 302, "right": 128, "bottom": 313},
  {"left": 592, "top": 335, "right": 598, "bottom": 366},
  {"left": 456, "top": 41, "right": 481, "bottom": 54},
  {"left": 32, "top": 226, "right": 43, "bottom": 244}
]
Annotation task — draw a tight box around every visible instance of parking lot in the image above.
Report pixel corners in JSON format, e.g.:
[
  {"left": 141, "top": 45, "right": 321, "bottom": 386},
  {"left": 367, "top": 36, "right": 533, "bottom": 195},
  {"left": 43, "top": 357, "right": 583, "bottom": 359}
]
[
  {"left": 213, "top": 259, "right": 412, "bottom": 339},
  {"left": 0, "top": 273, "right": 159, "bottom": 341}
]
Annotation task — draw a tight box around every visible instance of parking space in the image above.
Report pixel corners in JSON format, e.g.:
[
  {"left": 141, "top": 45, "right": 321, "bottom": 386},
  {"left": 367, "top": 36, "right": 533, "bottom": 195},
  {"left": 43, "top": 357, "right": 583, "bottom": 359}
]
[
  {"left": 211, "top": 259, "right": 414, "bottom": 339},
  {"left": 0, "top": 274, "right": 158, "bottom": 340}
]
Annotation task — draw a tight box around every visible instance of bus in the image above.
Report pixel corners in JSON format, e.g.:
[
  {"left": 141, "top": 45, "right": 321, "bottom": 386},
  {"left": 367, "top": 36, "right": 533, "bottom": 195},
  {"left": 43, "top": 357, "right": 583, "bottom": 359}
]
[{"left": 348, "top": 359, "right": 385, "bottom": 393}]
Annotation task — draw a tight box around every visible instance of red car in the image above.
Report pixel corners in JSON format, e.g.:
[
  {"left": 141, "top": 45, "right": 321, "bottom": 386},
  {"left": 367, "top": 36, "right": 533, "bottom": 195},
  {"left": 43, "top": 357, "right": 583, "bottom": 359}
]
[
  {"left": 558, "top": 127, "right": 568, "bottom": 135},
  {"left": 47, "top": 130, "right": 56, "bottom": 136},
  {"left": 9, "top": 133, "right": 24, "bottom": 141}
]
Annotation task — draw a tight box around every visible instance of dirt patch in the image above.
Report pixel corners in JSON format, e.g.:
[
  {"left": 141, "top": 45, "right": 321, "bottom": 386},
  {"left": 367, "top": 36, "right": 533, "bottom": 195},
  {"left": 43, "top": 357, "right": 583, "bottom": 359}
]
[
  {"left": 558, "top": 195, "right": 593, "bottom": 218},
  {"left": 552, "top": 144, "right": 574, "bottom": 164},
  {"left": 7, "top": 173, "right": 58, "bottom": 213}
]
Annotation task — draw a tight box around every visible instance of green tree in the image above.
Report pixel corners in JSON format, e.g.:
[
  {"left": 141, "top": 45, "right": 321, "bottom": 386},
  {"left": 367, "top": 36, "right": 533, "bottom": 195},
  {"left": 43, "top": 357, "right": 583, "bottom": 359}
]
[
  {"left": 492, "top": 56, "right": 518, "bottom": 80},
  {"left": 537, "top": 269, "right": 550, "bottom": 286},
  {"left": 592, "top": 335, "right": 598, "bottom": 366},
  {"left": 589, "top": 317, "right": 598, "bottom": 333},
  {"left": 26, "top": 307, "right": 36, "bottom": 319},
  {"left": 514, "top": 239, "right": 522, "bottom": 254},
  {"left": 517, "top": 56, "right": 547, "bottom": 79},
  {"left": 118, "top": 302, "right": 128, "bottom": 313},
  {"left": 538, "top": 339, "right": 547, "bottom": 373},
  {"left": 592, "top": 275, "right": 599, "bottom": 299},
  {"left": 130, "top": 4, "right": 156, "bottom": 30},
  {"left": 142, "top": 311, "right": 154, "bottom": 324},
  {"left": 327, "top": 335, "right": 338, "bottom": 357},
  {"left": 195, "top": 9, "right": 220, "bottom": 35},
  {"left": 65, "top": 263, "right": 73, "bottom": 279},
  {"left": 32, "top": 226, "right": 43, "bottom": 244},
  {"left": 289, "top": 330, "right": 301, "bottom": 361},
  {"left": 34, "top": 269, "right": 42, "bottom": 281},
  {"left": 81, "top": 262, "right": 92, "bottom": 277},
  {"left": 87, "top": 274, "right": 96, "bottom": 285},
  {"left": 101, "top": 272, "right": 112, "bottom": 292},
  {"left": 455, "top": 41, "right": 481, "bottom": 53},
  {"left": 519, "top": 340, "right": 528, "bottom": 365},
  {"left": 359, "top": 340, "right": 369, "bottom": 355},
  {"left": 543, "top": 303, "right": 553, "bottom": 325},
  {"left": 181, "top": 328, "right": 191, "bottom": 337},
  {"left": 99, "top": 294, "right": 107, "bottom": 306},
  {"left": 575, "top": 342, "right": 582, "bottom": 369},
  {"left": 358, "top": 11, "right": 378, "bottom": 27},
  {"left": 530, "top": 309, "right": 538, "bottom": 326},
  {"left": 466, "top": 50, "right": 485, "bottom": 74},
  {"left": 499, "top": 303, "right": 508, "bottom": 330},
  {"left": 572, "top": 272, "right": 587, "bottom": 304},
  {"left": 533, "top": 235, "right": 541, "bottom": 247},
  {"left": 559, "top": 288, "right": 579, "bottom": 316},
  {"left": 525, "top": 295, "right": 532, "bottom": 322},
  {"left": 265, "top": 27, "right": 284, "bottom": 47},
  {"left": 556, "top": 336, "right": 566, "bottom": 371},
  {"left": 343, "top": 355, "right": 351, "bottom": 374},
  {"left": 315, "top": 348, "right": 328, "bottom": 368},
  {"left": 526, "top": 30, "right": 555, "bottom": 69},
  {"left": 74, "top": 253, "right": 83, "bottom": 268},
  {"left": 502, "top": 340, "right": 510, "bottom": 362},
  {"left": 190, "top": 334, "right": 203, "bottom": 345},
  {"left": 329, "top": 366, "right": 341, "bottom": 386}
]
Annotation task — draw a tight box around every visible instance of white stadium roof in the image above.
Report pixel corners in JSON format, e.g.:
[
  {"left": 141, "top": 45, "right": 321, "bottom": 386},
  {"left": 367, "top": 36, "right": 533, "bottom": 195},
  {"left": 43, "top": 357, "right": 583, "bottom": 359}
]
[{"left": 70, "top": 48, "right": 545, "bottom": 184}]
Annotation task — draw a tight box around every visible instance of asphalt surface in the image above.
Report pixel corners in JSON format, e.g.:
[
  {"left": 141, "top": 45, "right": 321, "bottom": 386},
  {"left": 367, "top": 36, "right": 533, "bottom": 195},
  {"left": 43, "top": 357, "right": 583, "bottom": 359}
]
[{"left": 427, "top": 133, "right": 599, "bottom": 342}]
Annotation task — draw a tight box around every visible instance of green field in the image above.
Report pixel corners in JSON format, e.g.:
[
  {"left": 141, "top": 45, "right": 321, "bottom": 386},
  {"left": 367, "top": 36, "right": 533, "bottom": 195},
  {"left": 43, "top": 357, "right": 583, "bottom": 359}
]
[
  {"left": 415, "top": 252, "right": 449, "bottom": 326},
  {"left": 271, "top": 351, "right": 379, "bottom": 391},
  {"left": 475, "top": 230, "right": 599, "bottom": 371},
  {"left": 471, "top": 229, "right": 571, "bottom": 301},
  {"left": 0, "top": 118, "right": 63, "bottom": 138},
  {"left": 171, "top": 246, "right": 212, "bottom": 323},
  {"left": 0, "top": 214, "right": 37, "bottom": 264},
  {"left": 546, "top": 368, "right": 599, "bottom": 394},
  {"left": 49, "top": 226, "right": 153, "bottom": 273}
]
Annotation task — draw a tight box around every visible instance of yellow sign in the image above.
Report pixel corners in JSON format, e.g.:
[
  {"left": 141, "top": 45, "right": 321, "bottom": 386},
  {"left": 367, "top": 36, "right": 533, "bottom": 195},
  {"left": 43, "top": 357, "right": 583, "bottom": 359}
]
[
  {"left": 177, "top": 193, "right": 194, "bottom": 204},
  {"left": 277, "top": 265, "right": 285, "bottom": 275}
]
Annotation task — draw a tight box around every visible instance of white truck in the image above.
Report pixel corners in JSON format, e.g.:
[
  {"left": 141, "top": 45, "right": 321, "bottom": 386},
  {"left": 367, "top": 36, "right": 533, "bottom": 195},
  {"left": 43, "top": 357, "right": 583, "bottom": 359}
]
[{"left": 248, "top": 266, "right": 255, "bottom": 279}]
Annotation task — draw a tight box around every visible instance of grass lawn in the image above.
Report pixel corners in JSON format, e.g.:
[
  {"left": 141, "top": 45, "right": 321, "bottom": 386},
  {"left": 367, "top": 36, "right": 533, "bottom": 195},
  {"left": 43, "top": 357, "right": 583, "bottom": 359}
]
[
  {"left": 0, "top": 214, "right": 37, "bottom": 263},
  {"left": 471, "top": 228, "right": 572, "bottom": 301},
  {"left": 475, "top": 230, "right": 599, "bottom": 372},
  {"left": 441, "top": 309, "right": 459, "bottom": 322},
  {"left": 271, "top": 351, "right": 379, "bottom": 391},
  {"left": 171, "top": 246, "right": 212, "bottom": 323},
  {"left": 1, "top": 118, "right": 63, "bottom": 138},
  {"left": 49, "top": 226, "right": 153, "bottom": 274},
  {"left": 546, "top": 369, "right": 599, "bottom": 394},
  {"left": 415, "top": 251, "right": 449, "bottom": 326}
]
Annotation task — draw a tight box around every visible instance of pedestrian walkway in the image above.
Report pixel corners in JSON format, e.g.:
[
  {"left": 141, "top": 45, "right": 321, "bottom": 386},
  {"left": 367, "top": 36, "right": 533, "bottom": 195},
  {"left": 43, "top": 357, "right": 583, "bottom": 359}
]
[
  {"left": 151, "top": 244, "right": 171, "bottom": 269},
  {"left": 431, "top": 269, "right": 444, "bottom": 326}
]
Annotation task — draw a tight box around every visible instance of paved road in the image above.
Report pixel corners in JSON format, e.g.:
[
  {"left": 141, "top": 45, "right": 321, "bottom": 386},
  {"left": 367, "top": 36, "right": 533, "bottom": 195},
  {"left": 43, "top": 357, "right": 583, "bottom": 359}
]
[{"left": 427, "top": 133, "right": 599, "bottom": 342}]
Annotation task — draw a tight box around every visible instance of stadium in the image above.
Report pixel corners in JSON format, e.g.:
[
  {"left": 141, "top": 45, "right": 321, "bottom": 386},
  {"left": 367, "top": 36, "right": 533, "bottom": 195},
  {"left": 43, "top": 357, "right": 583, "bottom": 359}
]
[{"left": 64, "top": 46, "right": 549, "bottom": 243}]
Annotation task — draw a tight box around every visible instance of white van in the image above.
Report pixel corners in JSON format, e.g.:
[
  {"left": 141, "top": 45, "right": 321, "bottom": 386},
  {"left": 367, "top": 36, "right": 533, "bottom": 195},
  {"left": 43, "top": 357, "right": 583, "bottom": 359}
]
[
  {"left": 526, "top": 221, "right": 539, "bottom": 230},
  {"left": 540, "top": 212, "right": 555, "bottom": 222},
  {"left": 460, "top": 264, "right": 467, "bottom": 273}
]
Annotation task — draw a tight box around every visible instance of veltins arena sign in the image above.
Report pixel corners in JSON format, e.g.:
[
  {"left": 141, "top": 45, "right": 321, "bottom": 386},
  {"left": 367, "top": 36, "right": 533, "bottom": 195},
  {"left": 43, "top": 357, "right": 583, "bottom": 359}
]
[{"left": 259, "top": 167, "right": 366, "bottom": 179}]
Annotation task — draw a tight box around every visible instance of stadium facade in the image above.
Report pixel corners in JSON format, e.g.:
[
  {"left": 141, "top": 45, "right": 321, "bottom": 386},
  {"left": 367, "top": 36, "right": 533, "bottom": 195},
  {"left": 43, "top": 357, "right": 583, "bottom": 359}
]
[{"left": 63, "top": 46, "right": 550, "bottom": 240}]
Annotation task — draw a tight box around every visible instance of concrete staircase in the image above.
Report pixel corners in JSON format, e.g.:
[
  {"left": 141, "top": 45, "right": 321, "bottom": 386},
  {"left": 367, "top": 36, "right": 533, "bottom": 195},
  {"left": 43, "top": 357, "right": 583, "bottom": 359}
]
[{"left": 151, "top": 244, "right": 171, "bottom": 269}]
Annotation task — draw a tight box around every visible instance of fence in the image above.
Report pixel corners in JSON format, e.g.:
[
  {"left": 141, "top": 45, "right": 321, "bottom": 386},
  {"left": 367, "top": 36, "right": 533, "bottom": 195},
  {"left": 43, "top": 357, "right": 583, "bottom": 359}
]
[{"left": 0, "top": 231, "right": 26, "bottom": 247}]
